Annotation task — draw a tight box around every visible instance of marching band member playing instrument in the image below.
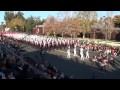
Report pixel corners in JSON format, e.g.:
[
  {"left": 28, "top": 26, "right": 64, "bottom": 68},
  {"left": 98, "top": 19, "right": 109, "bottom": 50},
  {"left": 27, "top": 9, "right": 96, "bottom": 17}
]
[
  {"left": 73, "top": 43, "right": 77, "bottom": 56},
  {"left": 67, "top": 45, "right": 71, "bottom": 58},
  {"left": 80, "top": 46, "right": 84, "bottom": 61},
  {"left": 85, "top": 46, "right": 89, "bottom": 59}
]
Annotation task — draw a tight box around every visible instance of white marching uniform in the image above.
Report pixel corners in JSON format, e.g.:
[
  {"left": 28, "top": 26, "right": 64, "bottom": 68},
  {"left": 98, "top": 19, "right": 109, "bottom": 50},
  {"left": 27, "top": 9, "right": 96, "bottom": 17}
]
[
  {"left": 67, "top": 46, "right": 71, "bottom": 58},
  {"left": 86, "top": 50, "right": 89, "bottom": 59},
  {"left": 73, "top": 44, "right": 77, "bottom": 56},
  {"left": 80, "top": 47, "right": 84, "bottom": 60},
  {"left": 106, "top": 49, "right": 110, "bottom": 55}
]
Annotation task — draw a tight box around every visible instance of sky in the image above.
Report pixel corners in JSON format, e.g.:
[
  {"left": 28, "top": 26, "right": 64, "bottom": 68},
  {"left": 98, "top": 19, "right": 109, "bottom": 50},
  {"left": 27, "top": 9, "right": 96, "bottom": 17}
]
[{"left": 0, "top": 11, "right": 120, "bottom": 24}]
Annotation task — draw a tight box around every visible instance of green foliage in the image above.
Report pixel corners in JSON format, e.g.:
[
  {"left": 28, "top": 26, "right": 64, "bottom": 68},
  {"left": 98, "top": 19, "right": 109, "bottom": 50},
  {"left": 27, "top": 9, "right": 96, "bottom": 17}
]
[
  {"left": 25, "top": 16, "right": 46, "bottom": 33},
  {"left": 46, "top": 32, "right": 53, "bottom": 36},
  {"left": 4, "top": 11, "right": 26, "bottom": 31},
  {"left": 46, "top": 32, "right": 50, "bottom": 36},
  {"left": 0, "top": 22, "right": 6, "bottom": 30},
  {"left": 4, "top": 11, "right": 46, "bottom": 33},
  {"left": 56, "top": 33, "right": 62, "bottom": 37},
  {"left": 25, "top": 16, "right": 35, "bottom": 33},
  {"left": 8, "top": 18, "right": 25, "bottom": 32},
  {"left": 16, "top": 11, "right": 25, "bottom": 20},
  {"left": 4, "top": 11, "right": 15, "bottom": 23},
  {"left": 113, "top": 15, "right": 120, "bottom": 28},
  {"left": 76, "top": 11, "right": 98, "bottom": 38}
]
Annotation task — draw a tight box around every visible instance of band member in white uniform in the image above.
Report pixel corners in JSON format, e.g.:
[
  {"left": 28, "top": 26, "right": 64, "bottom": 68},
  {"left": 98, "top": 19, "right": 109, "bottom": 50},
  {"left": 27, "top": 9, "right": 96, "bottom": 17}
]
[
  {"left": 73, "top": 43, "right": 77, "bottom": 56},
  {"left": 80, "top": 46, "right": 84, "bottom": 60},
  {"left": 67, "top": 45, "right": 71, "bottom": 58},
  {"left": 85, "top": 47, "right": 89, "bottom": 59}
]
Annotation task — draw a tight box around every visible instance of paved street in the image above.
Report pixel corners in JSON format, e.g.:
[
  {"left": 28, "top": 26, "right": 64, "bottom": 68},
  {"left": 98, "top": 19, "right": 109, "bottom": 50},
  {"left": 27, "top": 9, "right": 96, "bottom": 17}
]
[{"left": 15, "top": 41, "right": 120, "bottom": 79}]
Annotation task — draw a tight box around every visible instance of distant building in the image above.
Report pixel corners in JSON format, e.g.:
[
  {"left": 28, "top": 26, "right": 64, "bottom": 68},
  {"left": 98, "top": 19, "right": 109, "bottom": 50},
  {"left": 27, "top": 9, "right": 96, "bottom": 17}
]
[{"left": 90, "top": 28, "right": 120, "bottom": 40}]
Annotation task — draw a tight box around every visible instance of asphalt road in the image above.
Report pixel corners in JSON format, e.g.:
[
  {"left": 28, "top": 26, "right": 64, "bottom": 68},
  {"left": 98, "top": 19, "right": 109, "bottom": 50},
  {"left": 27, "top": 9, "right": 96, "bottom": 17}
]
[{"left": 11, "top": 40, "right": 120, "bottom": 79}]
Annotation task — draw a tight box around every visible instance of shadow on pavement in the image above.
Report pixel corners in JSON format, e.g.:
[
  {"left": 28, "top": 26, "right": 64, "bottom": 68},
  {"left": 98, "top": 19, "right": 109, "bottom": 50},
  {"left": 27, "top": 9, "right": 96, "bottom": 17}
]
[{"left": 23, "top": 50, "right": 120, "bottom": 79}]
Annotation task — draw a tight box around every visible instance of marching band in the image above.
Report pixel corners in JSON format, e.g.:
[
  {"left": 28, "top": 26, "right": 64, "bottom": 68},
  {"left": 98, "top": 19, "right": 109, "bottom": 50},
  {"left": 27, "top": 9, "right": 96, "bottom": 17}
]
[{"left": 1, "top": 32, "right": 119, "bottom": 71}]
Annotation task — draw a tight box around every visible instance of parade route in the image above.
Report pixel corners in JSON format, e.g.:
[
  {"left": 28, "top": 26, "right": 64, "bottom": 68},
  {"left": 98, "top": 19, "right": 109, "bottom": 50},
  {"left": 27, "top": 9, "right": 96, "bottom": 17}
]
[
  {"left": 18, "top": 42, "right": 120, "bottom": 79},
  {"left": 3, "top": 33, "right": 120, "bottom": 79}
]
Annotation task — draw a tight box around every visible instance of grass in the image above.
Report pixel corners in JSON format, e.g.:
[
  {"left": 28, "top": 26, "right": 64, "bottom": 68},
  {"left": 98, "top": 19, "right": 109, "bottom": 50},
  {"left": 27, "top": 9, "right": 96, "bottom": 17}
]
[
  {"left": 60, "top": 37, "right": 120, "bottom": 46},
  {"left": 72, "top": 37, "right": 120, "bottom": 47},
  {"left": 76, "top": 38, "right": 120, "bottom": 43}
]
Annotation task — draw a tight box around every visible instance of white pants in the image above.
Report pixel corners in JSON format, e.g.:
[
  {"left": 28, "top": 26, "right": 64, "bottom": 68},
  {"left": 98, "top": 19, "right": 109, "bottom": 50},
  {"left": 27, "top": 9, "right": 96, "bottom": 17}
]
[
  {"left": 86, "top": 53, "right": 89, "bottom": 59},
  {"left": 80, "top": 53, "right": 84, "bottom": 60},
  {"left": 67, "top": 52, "right": 71, "bottom": 58},
  {"left": 74, "top": 49, "right": 77, "bottom": 56}
]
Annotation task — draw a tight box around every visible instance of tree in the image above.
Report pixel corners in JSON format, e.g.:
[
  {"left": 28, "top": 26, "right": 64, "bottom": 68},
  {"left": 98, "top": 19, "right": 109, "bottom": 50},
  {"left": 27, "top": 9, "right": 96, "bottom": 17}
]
[
  {"left": 8, "top": 18, "right": 25, "bottom": 32},
  {"left": 57, "top": 11, "right": 78, "bottom": 38},
  {"left": 113, "top": 15, "right": 120, "bottom": 28},
  {"left": 56, "top": 21, "right": 66, "bottom": 37},
  {"left": 98, "top": 16, "right": 113, "bottom": 40},
  {"left": 40, "top": 19, "right": 46, "bottom": 25},
  {"left": 25, "top": 16, "right": 45, "bottom": 33},
  {"left": 106, "top": 11, "right": 114, "bottom": 40},
  {"left": 16, "top": 11, "right": 25, "bottom": 20},
  {"left": 103, "top": 17, "right": 112, "bottom": 40},
  {"left": 34, "top": 17, "right": 41, "bottom": 25},
  {"left": 25, "top": 16, "right": 35, "bottom": 33},
  {"left": 0, "top": 22, "right": 6, "bottom": 31},
  {"left": 4, "top": 11, "right": 15, "bottom": 26},
  {"left": 44, "top": 16, "right": 58, "bottom": 37},
  {"left": 1, "top": 22, "right": 4, "bottom": 30},
  {"left": 47, "top": 11, "right": 82, "bottom": 38},
  {"left": 63, "top": 17, "right": 80, "bottom": 38},
  {"left": 97, "top": 12, "right": 114, "bottom": 40},
  {"left": 76, "top": 11, "right": 97, "bottom": 38}
]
